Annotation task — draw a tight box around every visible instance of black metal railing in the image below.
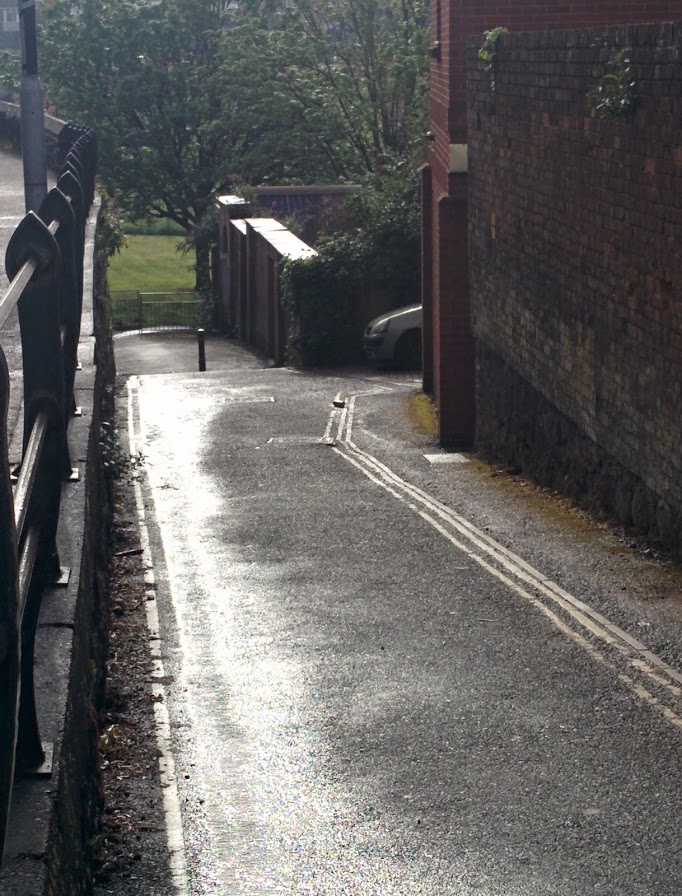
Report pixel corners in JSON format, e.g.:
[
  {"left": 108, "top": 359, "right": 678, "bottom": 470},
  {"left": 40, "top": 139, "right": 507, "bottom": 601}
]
[
  {"left": 110, "top": 289, "right": 203, "bottom": 332},
  {"left": 0, "top": 128, "right": 96, "bottom": 863},
  {"left": 0, "top": 103, "right": 92, "bottom": 175}
]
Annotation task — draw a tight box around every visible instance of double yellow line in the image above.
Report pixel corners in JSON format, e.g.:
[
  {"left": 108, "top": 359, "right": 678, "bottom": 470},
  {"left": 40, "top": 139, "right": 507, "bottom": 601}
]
[{"left": 326, "top": 392, "right": 682, "bottom": 733}]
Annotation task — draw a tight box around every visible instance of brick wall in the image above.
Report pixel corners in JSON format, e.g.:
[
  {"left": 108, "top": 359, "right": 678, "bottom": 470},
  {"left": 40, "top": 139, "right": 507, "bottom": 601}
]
[
  {"left": 220, "top": 213, "right": 317, "bottom": 365},
  {"left": 432, "top": 1, "right": 682, "bottom": 147},
  {"left": 468, "top": 22, "right": 682, "bottom": 554},
  {"left": 426, "top": 0, "right": 682, "bottom": 449}
]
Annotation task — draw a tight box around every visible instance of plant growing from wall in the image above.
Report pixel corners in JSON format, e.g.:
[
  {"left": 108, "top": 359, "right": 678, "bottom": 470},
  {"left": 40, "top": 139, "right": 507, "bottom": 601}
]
[
  {"left": 588, "top": 50, "right": 637, "bottom": 118},
  {"left": 478, "top": 26, "right": 508, "bottom": 90}
]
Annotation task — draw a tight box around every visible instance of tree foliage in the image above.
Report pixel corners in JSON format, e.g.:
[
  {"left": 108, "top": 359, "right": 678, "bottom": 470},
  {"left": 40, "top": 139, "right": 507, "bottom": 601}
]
[
  {"left": 43, "top": 1, "right": 231, "bottom": 225},
  {"left": 40, "top": 0, "right": 429, "bottom": 289},
  {"left": 42, "top": 0, "right": 233, "bottom": 289},
  {"left": 219, "top": 0, "right": 429, "bottom": 181},
  {"left": 284, "top": 0, "right": 429, "bottom": 174},
  {"left": 0, "top": 50, "right": 19, "bottom": 101}
]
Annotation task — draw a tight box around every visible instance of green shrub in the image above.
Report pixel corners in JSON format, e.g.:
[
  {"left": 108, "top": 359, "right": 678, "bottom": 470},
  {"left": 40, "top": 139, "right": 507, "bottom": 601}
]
[
  {"left": 123, "top": 218, "right": 186, "bottom": 236},
  {"left": 333, "top": 162, "right": 421, "bottom": 303},
  {"left": 282, "top": 163, "right": 421, "bottom": 367},
  {"left": 282, "top": 238, "right": 362, "bottom": 366}
]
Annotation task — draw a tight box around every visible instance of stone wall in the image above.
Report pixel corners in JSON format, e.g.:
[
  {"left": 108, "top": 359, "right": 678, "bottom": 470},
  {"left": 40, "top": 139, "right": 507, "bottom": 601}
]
[
  {"left": 42, "top": 208, "right": 116, "bottom": 895},
  {"left": 468, "top": 22, "right": 682, "bottom": 555}
]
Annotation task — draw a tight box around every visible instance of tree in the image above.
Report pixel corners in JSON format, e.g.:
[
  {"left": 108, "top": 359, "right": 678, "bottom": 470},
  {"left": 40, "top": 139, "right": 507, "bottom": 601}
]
[
  {"left": 218, "top": 0, "right": 429, "bottom": 181},
  {"left": 0, "top": 50, "right": 19, "bottom": 101},
  {"left": 215, "top": 18, "right": 357, "bottom": 183},
  {"left": 41, "top": 0, "right": 234, "bottom": 292},
  {"left": 41, "top": 0, "right": 429, "bottom": 290},
  {"left": 284, "top": 0, "right": 429, "bottom": 174}
]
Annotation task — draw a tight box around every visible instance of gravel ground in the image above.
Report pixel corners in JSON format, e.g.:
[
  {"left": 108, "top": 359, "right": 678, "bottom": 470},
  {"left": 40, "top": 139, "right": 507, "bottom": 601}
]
[{"left": 92, "top": 476, "right": 172, "bottom": 896}]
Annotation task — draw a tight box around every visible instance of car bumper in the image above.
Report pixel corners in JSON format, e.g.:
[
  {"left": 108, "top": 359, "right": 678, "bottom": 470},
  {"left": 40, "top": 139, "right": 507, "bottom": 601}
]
[{"left": 363, "top": 334, "right": 387, "bottom": 360}]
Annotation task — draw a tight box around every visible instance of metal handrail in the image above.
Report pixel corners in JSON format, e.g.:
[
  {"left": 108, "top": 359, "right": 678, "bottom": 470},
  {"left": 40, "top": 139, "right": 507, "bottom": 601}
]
[
  {"left": 0, "top": 125, "right": 96, "bottom": 864},
  {"left": 0, "top": 258, "right": 37, "bottom": 330},
  {"left": 17, "top": 526, "right": 40, "bottom": 619},
  {"left": 13, "top": 409, "right": 49, "bottom": 538}
]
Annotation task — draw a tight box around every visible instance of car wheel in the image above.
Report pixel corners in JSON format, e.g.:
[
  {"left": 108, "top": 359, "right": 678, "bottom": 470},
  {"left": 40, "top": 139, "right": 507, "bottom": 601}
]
[{"left": 394, "top": 329, "right": 421, "bottom": 369}]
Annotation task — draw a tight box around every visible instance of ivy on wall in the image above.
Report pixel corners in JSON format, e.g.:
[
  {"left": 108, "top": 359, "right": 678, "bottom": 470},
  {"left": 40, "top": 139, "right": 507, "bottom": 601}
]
[{"left": 478, "top": 26, "right": 508, "bottom": 90}]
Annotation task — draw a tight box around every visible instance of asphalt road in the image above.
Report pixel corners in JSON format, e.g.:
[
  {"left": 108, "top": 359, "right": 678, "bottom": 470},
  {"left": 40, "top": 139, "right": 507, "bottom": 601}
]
[{"left": 121, "top": 342, "right": 682, "bottom": 896}]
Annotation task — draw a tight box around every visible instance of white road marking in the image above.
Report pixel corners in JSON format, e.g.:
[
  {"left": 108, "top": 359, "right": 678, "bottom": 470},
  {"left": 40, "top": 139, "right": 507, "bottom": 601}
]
[
  {"left": 424, "top": 452, "right": 470, "bottom": 464},
  {"left": 127, "top": 377, "right": 190, "bottom": 896},
  {"left": 328, "top": 391, "right": 682, "bottom": 732},
  {"left": 217, "top": 396, "right": 275, "bottom": 404}
]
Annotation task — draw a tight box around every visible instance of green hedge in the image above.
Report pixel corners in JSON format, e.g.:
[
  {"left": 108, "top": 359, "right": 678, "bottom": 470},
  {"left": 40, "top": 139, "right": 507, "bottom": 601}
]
[
  {"left": 282, "top": 237, "right": 363, "bottom": 367},
  {"left": 123, "top": 218, "right": 186, "bottom": 236},
  {"left": 282, "top": 166, "right": 421, "bottom": 367}
]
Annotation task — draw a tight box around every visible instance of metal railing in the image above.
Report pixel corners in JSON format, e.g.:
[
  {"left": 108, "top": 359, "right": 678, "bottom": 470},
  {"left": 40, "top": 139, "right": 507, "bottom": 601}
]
[
  {"left": 0, "top": 104, "right": 91, "bottom": 175},
  {"left": 110, "top": 289, "right": 203, "bottom": 332},
  {"left": 0, "top": 127, "right": 96, "bottom": 863}
]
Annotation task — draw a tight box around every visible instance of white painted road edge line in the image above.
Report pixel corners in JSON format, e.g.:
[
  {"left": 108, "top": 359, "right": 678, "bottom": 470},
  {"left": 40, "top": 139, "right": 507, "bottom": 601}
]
[
  {"left": 127, "top": 377, "right": 190, "bottom": 896},
  {"left": 330, "top": 392, "right": 682, "bottom": 732}
]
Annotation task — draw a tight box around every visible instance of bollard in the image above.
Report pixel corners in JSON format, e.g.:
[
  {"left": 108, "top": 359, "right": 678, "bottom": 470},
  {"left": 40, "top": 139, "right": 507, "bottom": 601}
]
[{"left": 197, "top": 328, "right": 206, "bottom": 372}]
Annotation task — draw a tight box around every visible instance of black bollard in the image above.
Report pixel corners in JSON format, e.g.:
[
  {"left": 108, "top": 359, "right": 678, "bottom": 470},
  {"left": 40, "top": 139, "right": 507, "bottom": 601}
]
[{"left": 197, "top": 328, "right": 206, "bottom": 372}]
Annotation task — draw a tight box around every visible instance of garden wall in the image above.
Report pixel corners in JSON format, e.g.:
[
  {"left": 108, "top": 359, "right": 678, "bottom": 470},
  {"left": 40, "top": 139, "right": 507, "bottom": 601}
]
[
  {"left": 219, "top": 212, "right": 316, "bottom": 365},
  {"left": 468, "top": 22, "right": 682, "bottom": 554}
]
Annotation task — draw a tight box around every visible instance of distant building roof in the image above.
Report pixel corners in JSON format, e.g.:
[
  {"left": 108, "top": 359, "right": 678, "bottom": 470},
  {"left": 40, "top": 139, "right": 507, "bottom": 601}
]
[{"left": 249, "top": 184, "right": 359, "bottom": 221}]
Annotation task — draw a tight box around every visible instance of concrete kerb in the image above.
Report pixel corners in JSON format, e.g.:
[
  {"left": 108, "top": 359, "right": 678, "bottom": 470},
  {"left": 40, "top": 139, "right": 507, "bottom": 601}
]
[{"left": 0, "top": 196, "right": 116, "bottom": 895}]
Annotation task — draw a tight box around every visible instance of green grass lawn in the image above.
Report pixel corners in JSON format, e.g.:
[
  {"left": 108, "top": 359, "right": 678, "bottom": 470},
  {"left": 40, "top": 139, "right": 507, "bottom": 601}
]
[{"left": 107, "top": 235, "right": 196, "bottom": 292}]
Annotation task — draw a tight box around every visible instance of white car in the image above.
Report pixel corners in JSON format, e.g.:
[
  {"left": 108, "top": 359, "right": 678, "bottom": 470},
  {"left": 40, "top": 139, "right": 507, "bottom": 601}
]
[{"left": 363, "top": 303, "right": 422, "bottom": 368}]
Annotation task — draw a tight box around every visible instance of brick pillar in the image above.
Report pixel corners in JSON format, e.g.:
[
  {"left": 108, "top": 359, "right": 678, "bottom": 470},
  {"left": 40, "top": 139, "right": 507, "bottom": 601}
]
[
  {"left": 245, "top": 222, "right": 257, "bottom": 346},
  {"left": 421, "top": 164, "right": 434, "bottom": 395},
  {"left": 436, "top": 175, "right": 475, "bottom": 448}
]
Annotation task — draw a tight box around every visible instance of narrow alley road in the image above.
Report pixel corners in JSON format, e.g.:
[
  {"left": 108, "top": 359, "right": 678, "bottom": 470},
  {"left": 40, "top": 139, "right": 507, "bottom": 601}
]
[{"left": 124, "top": 357, "right": 682, "bottom": 896}]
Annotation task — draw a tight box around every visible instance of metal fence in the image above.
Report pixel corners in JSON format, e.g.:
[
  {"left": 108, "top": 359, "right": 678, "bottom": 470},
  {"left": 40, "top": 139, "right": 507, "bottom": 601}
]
[
  {"left": 0, "top": 128, "right": 96, "bottom": 864},
  {"left": 110, "top": 289, "right": 203, "bottom": 333}
]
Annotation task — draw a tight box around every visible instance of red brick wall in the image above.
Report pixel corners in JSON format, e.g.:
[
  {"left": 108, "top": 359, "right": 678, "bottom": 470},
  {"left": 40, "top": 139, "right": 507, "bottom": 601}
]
[
  {"left": 468, "top": 22, "right": 682, "bottom": 553},
  {"left": 426, "top": 0, "right": 682, "bottom": 448},
  {"left": 433, "top": 0, "right": 682, "bottom": 147}
]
